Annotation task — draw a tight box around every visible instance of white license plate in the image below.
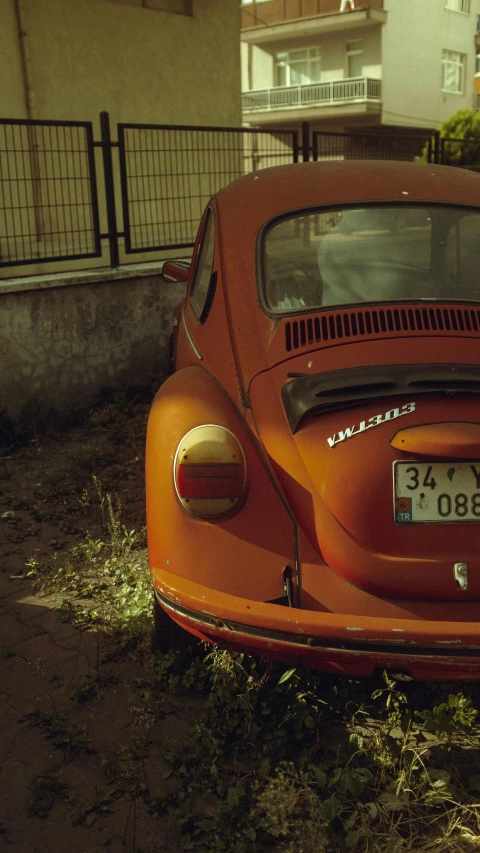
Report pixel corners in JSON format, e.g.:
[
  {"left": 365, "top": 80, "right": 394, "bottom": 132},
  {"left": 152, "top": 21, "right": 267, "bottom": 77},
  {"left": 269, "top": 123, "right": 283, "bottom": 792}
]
[{"left": 394, "top": 461, "right": 480, "bottom": 524}]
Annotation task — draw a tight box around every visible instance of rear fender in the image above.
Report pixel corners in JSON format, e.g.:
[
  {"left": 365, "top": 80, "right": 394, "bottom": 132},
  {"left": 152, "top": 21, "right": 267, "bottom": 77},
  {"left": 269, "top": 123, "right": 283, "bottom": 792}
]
[{"left": 146, "top": 366, "right": 296, "bottom": 602}]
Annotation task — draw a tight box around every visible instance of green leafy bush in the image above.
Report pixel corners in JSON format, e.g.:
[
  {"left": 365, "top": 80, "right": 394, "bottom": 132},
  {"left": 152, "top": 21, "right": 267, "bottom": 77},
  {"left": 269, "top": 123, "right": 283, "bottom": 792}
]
[{"left": 421, "top": 108, "right": 480, "bottom": 166}]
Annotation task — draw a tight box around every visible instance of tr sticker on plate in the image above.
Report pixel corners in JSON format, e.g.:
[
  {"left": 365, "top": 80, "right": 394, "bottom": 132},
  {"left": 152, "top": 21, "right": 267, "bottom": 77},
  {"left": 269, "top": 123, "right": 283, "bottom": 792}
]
[{"left": 394, "top": 461, "right": 480, "bottom": 524}]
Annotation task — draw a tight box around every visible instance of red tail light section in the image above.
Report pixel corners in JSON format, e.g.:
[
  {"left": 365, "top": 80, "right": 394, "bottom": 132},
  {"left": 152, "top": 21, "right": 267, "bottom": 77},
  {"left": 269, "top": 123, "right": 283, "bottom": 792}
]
[
  {"left": 174, "top": 426, "right": 247, "bottom": 517},
  {"left": 177, "top": 463, "right": 245, "bottom": 499}
]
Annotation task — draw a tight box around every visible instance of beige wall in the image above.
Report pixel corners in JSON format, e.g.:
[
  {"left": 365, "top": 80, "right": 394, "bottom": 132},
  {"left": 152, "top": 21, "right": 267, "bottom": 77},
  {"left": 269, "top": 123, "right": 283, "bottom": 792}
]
[
  {"left": 382, "top": 0, "right": 477, "bottom": 128},
  {"left": 0, "top": 2, "right": 27, "bottom": 117},
  {"left": 1, "top": 0, "right": 241, "bottom": 129},
  {"left": 248, "top": 43, "right": 275, "bottom": 89}
]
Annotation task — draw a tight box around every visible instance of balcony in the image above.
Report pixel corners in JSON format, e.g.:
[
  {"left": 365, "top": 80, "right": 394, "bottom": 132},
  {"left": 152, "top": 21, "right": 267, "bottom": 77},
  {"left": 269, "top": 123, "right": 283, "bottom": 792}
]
[
  {"left": 242, "top": 77, "right": 381, "bottom": 113},
  {"left": 241, "top": 0, "right": 386, "bottom": 40},
  {"left": 241, "top": 0, "right": 383, "bottom": 28}
]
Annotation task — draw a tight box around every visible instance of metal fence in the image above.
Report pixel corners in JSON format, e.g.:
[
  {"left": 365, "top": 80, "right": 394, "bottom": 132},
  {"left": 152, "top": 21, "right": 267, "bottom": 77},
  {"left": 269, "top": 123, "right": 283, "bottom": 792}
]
[
  {"left": 118, "top": 123, "right": 298, "bottom": 253},
  {"left": 0, "top": 112, "right": 478, "bottom": 274},
  {"left": 312, "top": 129, "right": 430, "bottom": 162},
  {"left": 440, "top": 136, "right": 480, "bottom": 167},
  {"left": 243, "top": 77, "right": 381, "bottom": 112},
  {"left": 0, "top": 119, "right": 101, "bottom": 267}
]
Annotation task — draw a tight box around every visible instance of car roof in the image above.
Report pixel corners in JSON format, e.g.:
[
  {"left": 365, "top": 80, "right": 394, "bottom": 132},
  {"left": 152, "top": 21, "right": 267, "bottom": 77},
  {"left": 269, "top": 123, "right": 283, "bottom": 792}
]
[
  {"left": 215, "top": 161, "right": 480, "bottom": 227},
  {"left": 212, "top": 161, "right": 480, "bottom": 395}
]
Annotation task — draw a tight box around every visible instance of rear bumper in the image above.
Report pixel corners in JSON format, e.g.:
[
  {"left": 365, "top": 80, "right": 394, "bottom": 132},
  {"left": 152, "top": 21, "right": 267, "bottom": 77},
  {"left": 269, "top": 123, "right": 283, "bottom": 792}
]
[{"left": 154, "top": 569, "right": 480, "bottom": 680}]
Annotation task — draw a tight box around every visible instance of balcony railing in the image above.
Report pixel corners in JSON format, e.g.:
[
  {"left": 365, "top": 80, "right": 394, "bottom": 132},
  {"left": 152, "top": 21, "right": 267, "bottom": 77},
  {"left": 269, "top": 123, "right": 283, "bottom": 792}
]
[
  {"left": 474, "top": 93, "right": 480, "bottom": 112},
  {"left": 241, "top": 0, "right": 384, "bottom": 29},
  {"left": 242, "top": 77, "right": 381, "bottom": 111}
]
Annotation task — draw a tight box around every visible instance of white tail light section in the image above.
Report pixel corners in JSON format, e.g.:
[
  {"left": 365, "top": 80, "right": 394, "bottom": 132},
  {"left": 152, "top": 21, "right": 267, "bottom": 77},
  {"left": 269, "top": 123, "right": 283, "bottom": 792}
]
[{"left": 174, "top": 425, "right": 247, "bottom": 517}]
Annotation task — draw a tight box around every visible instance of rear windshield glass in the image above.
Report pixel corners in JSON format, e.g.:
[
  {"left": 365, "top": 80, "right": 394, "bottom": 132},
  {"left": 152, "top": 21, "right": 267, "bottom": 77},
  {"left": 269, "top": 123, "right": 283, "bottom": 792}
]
[{"left": 263, "top": 205, "right": 480, "bottom": 313}]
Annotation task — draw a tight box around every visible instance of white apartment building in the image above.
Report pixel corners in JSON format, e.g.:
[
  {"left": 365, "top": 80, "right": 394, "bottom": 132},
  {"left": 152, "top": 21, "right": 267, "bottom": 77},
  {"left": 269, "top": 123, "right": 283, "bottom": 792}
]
[{"left": 241, "top": 0, "right": 480, "bottom": 135}]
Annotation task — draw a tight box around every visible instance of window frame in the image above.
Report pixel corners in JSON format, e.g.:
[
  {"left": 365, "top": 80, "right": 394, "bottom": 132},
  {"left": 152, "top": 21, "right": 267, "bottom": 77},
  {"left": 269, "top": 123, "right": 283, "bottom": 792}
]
[
  {"left": 346, "top": 40, "right": 364, "bottom": 79},
  {"left": 445, "top": 0, "right": 471, "bottom": 13},
  {"left": 257, "top": 201, "right": 480, "bottom": 319},
  {"left": 441, "top": 49, "right": 466, "bottom": 94},
  {"left": 188, "top": 208, "right": 217, "bottom": 324},
  {"left": 275, "top": 47, "right": 322, "bottom": 88}
]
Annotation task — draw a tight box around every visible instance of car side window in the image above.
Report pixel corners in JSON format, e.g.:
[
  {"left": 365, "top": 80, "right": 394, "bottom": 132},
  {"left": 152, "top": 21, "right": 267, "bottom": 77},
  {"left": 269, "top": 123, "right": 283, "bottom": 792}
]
[{"left": 189, "top": 209, "right": 215, "bottom": 322}]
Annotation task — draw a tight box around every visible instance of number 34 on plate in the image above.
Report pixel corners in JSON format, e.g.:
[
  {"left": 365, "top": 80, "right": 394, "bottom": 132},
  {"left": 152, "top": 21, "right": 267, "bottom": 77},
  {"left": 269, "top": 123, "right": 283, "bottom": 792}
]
[{"left": 394, "top": 461, "right": 480, "bottom": 524}]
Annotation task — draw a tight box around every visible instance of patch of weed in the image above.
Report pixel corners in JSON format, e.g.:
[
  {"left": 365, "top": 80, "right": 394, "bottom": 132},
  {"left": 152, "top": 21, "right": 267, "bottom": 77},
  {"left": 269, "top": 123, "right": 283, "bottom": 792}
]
[
  {"left": 22, "top": 708, "right": 92, "bottom": 755},
  {"left": 29, "top": 771, "right": 69, "bottom": 818},
  {"left": 69, "top": 671, "right": 119, "bottom": 705},
  {"left": 74, "top": 787, "right": 119, "bottom": 827},
  {"left": 33, "top": 475, "right": 151, "bottom": 649}
]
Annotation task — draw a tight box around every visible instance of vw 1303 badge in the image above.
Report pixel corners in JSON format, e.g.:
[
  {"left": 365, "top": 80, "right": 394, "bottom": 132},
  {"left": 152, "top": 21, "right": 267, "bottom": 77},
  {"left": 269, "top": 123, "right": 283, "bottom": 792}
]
[{"left": 327, "top": 402, "right": 416, "bottom": 448}]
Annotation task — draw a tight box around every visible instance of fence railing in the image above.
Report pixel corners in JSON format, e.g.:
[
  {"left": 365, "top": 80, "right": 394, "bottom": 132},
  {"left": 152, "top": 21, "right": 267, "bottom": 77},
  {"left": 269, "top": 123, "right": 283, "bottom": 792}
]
[
  {"left": 118, "top": 123, "right": 298, "bottom": 253},
  {"left": 0, "top": 119, "right": 101, "bottom": 268},
  {"left": 0, "top": 114, "right": 298, "bottom": 269},
  {"left": 312, "top": 129, "right": 430, "bottom": 162},
  {"left": 241, "top": 0, "right": 384, "bottom": 29},
  {"left": 242, "top": 77, "right": 381, "bottom": 112},
  {"left": 1, "top": 113, "right": 478, "bottom": 275},
  {"left": 440, "top": 135, "right": 480, "bottom": 167}
]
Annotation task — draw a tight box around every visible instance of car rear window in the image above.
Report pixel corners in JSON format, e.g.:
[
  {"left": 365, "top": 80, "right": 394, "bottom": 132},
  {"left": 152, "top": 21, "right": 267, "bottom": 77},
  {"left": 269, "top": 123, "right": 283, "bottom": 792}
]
[{"left": 263, "top": 205, "right": 480, "bottom": 313}]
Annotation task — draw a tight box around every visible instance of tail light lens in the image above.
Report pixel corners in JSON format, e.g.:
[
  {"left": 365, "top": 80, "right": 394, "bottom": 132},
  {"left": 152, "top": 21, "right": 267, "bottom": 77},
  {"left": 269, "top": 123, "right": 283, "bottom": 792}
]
[{"left": 174, "top": 425, "right": 247, "bottom": 517}]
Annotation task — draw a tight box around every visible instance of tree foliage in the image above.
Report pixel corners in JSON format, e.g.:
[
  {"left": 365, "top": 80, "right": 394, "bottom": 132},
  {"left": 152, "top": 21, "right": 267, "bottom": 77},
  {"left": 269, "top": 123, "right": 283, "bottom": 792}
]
[{"left": 422, "top": 108, "right": 480, "bottom": 166}]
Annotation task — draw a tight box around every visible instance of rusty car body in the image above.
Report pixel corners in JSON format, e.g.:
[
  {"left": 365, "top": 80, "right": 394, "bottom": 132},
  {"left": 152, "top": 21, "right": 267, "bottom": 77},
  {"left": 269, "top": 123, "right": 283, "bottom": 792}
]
[{"left": 146, "top": 160, "right": 480, "bottom": 680}]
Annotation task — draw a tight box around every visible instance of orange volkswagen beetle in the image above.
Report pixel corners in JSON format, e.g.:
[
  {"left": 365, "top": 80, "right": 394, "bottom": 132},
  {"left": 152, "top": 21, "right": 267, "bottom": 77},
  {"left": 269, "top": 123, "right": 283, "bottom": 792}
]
[{"left": 146, "top": 161, "right": 480, "bottom": 680}]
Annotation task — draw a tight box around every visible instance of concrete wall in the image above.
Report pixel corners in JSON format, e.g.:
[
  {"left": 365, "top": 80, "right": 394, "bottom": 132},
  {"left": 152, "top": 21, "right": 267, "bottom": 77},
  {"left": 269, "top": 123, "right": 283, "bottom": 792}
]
[
  {"left": 0, "top": 270, "right": 186, "bottom": 429},
  {"left": 382, "top": 0, "right": 477, "bottom": 128}
]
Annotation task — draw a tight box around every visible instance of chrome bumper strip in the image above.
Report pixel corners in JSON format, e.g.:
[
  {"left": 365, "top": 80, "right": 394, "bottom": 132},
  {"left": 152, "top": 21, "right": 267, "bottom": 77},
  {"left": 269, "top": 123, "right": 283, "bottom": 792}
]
[{"left": 154, "top": 588, "right": 480, "bottom": 659}]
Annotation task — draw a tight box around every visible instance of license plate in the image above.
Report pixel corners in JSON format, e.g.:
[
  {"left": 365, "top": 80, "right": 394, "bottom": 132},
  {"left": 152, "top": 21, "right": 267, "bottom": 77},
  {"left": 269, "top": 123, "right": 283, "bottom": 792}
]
[{"left": 393, "top": 461, "right": 480, "bottom": 524}]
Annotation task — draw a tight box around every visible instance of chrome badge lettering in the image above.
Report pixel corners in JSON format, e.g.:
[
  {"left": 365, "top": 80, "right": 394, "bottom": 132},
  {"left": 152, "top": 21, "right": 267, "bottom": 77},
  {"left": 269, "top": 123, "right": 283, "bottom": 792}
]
[{"left": 327, "top": 402, "right": 416, "bottom": 448}]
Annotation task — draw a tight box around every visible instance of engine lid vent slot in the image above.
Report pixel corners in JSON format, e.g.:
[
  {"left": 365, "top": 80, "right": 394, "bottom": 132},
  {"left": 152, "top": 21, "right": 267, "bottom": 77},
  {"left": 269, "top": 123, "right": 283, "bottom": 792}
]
[{"left": 284, "top": 306, "right": 480, "bottom": 352}]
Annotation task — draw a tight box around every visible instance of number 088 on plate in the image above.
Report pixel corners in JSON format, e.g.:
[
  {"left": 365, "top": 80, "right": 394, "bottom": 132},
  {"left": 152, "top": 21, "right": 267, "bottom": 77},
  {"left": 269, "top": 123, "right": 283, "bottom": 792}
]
[{"left": 393, "top": 461, "right": 480, "bottom": 524}]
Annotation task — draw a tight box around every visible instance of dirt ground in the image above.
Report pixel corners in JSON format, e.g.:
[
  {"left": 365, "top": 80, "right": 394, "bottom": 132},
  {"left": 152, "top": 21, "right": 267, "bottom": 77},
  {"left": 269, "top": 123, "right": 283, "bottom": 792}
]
[{"left": 0, "top": 400, "right": 200, "bottom": 853}]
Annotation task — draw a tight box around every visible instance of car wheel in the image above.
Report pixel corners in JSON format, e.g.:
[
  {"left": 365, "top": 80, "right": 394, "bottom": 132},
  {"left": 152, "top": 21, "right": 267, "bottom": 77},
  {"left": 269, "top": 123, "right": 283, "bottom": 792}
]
[{"left": 153, "top": 593, "right": 201, "bottom": 653}]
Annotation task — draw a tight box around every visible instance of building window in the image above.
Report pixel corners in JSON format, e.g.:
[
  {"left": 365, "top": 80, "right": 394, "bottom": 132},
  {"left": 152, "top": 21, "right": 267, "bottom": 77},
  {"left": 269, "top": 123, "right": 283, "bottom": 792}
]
[
  {"left": 346, "top": 40, "right": 363, "bottom": 78},
  {"left": 104, "top": 0, "right": 192, "bottom": 11},
  {"left": 476, "top": 53, "right": 480, "bottom": 75},
  {"left": 276, "top": 48, "right": 322, "bottom": 87},
  {"left": 442, "top": 50, "right": 466, "bottom": 93},
  {"left": 445, "top": 0, "right": 471, "bottom": 12}
]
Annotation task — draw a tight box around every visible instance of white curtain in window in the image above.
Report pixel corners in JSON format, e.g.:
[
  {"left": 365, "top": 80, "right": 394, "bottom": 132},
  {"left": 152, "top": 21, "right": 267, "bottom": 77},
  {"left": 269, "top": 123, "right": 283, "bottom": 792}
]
[{"left": 275, "top": 48, "right": 321, "bottom": 87}]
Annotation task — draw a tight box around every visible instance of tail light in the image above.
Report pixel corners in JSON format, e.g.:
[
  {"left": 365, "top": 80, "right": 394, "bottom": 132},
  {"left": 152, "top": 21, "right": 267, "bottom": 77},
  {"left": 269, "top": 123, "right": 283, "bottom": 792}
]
[{"left": 174, "top": 425, "right": 247, "bottom": 517}]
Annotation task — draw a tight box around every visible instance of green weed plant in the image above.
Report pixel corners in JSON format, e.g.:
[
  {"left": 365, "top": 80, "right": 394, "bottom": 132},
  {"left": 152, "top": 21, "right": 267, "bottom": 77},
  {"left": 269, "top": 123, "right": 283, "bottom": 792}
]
[{"left": 23, "top": 454, "right": 480, "bottom": 851}]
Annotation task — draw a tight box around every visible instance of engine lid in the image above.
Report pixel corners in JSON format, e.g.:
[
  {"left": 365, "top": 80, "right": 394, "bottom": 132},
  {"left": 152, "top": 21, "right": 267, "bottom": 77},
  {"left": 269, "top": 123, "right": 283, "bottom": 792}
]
[{"left": 250, "top": 350, "right": 480, "bottom": 601}]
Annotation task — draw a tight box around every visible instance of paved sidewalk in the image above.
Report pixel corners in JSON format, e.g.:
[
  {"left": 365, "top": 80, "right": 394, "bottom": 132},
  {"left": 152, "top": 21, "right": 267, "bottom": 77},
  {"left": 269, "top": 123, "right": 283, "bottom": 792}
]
[{"left": 0, "top": 572, "right": 178, "bottom": 853}]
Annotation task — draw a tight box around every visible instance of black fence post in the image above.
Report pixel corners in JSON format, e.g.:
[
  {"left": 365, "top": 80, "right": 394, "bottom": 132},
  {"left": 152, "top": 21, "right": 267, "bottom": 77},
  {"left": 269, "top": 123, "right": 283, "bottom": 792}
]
[
  {"left": 439, "top": 135, "right": 446, "bottom": 166},
  {"left": 100, "top": 111, "right": 120, "bottom": 268},
  {"left": 433, "top": 129, "right": 441, "bottom": 165},
  {"left": 301, "top": 121, "right": 310, "bottom": 163},
  {"left": 291, "top": 130, "right": 299, "bottom": 163},
  {"left": 427, "top": 136, "right": 433, "bottom": 164}
]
